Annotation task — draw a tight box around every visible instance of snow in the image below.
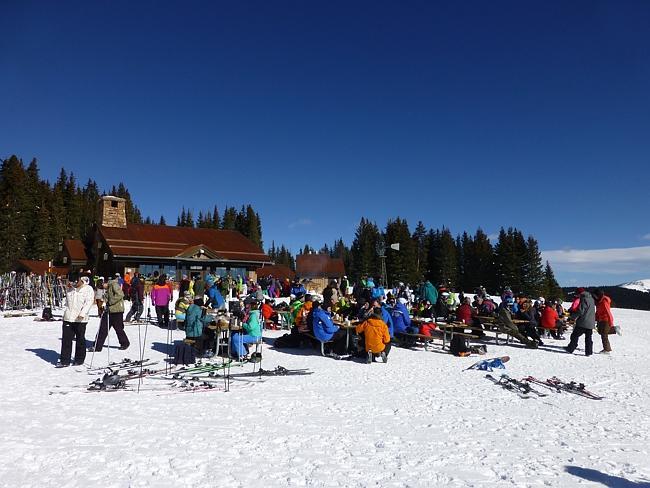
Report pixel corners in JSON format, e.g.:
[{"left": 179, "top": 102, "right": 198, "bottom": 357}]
[
  {"left": 619, "top": 279, "right": 650, "bottom": 293},
  {"left": 1, "top": 306, "right": 649, "bottom": 487}
]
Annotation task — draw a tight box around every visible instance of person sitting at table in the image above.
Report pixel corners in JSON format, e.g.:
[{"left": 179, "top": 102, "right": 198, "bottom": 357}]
[
  {"left": 496, "top": 298, "right": 537, "bottom": 348},
  {"left": 540, "top": 299, "right": 566, "bottom": 339},
  {"left": 294, "top": 294, "right": 313, "bottom": 332},
  {"left": 455, "top": 297, "right": 474, "bottom": 324},
  {"left": 261, "top": 299, "right": 278, "bottom": 329},
  {"left": 174, "top": 292, "right": 192, "bottom": 331},
  {"left": 389, "top": 297, "right": 413, "bottom": 335},
  {"left": 355, "top": 298, "right": 372, "bottom": 322},
  {"left": 356, "top": 307, "right": 391, "bottom": 363},
  {"left": 372, "top": 297, "right": 394, "bottom": 337},
  {"left": 516, "top": 299, "right": 544, "bottom": 346},
  {"left": 419, "top": 300, "right": 435, "bottom": 319},
  {"left": 311, "top": 301, "right": 348, "bottom": 357},
  {"left": 231, "top": 301, "right": 262, "bottom": 361},
  {"left": 185, "top": 303, "right": 217, "bottom": 358}
]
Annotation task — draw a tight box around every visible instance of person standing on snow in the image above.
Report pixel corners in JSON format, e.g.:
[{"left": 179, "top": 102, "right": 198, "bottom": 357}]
[
  {"left": 89, "top": 276, "right": 130, "bottom": 352},
  {"left": 565, "top": 288, "right": 596, "bottom": 356},
  {"left": 594, "top": 289, "right": 614, "bottom": 354},
  {"left": 58, "top": 276, "right": 95, "bottom": 367}
]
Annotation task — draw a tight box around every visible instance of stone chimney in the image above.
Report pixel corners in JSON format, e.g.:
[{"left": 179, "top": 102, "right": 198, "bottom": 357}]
[{"left": 98, "top": 196, "right": 127, "bottom": 228}]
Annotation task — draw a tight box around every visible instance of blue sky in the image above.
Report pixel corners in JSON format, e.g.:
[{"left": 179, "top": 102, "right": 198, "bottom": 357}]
[{"left": 2, "top": 1, "right": 649, "bottom": 286}]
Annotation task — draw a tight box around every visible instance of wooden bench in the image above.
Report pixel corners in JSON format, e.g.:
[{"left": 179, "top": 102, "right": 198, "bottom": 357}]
[{"left": 396, "top": 332, "right": 441, "bottom": 351}]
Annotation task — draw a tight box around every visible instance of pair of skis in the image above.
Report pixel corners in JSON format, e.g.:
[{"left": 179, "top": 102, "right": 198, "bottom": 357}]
[
  {"left": 522, "top": 376, "right": 604, "bottom": 400},
  {"left": 485, "top": 374, "right": 547, "bottom": 399},
  {"left": 485, "top": 374, "right": 603, "bottom": 400}
]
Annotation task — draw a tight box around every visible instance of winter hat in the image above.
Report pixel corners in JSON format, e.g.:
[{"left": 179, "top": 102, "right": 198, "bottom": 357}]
[
  {"left": 576, "top": 287, "right": 585, "bottom": 294},
  {"left": 80, "top": 276, "right": 90, "bottom": 285}
]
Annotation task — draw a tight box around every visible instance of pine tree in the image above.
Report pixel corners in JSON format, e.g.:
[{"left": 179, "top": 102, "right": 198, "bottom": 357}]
[
  {"left": 412, "top": 221, "right": 429, "bottom": 280},
  {"left": 0, "top": 156, "right": 30, "bottom": 271},
  {"left": 350, "top": 218, "right": 380, "bottom": 281},
  {"left": 221, "top": 206, "right": 237, "bottom": 230},
  {"left": 543, "top": 261, "right": 563, "bottom": 301},
  {"left": 523, "top": 236, "right": 545, "bottom": 297},
  {"left": 159, "top": 215, "right": 166, "bottom": 225},
  {"left": 384, "top": 217, "right": 418, "bottom": 285},
  {"left": 465, "top": 228, "right": 495, "bottom": 293},
  {"left": 144, "top": 216, "right": 153, "bottom": 224},
  {"left": 178, "top": 208, "right": 187, "bottom": 227},
  {"left": 212, "top": 205, "right": 221, "bottom": 229},
  {"left": 245, "top": 205, "right": 262, "bottom": 247},
  {"left": 186, "top": 209, "right": 195, "bottom": 227}
]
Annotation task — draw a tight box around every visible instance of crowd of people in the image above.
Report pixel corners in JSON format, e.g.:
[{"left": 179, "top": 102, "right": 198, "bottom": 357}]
[{"left": 56, "top": 270, "right": 618, "bottom": 367}]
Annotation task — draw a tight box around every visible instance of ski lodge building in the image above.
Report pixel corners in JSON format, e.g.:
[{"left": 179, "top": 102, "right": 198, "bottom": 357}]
[{"left": 69, "top": 196, "right": 273, "bottom": 281}]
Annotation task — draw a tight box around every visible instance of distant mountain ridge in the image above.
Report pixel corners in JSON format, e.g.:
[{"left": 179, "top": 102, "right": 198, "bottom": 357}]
[
  {"left": 619, "top": 279, "right": 650, "bottom": 293},
  {"left": 562, "top": 283, "right": 650, "bottom": 311}
]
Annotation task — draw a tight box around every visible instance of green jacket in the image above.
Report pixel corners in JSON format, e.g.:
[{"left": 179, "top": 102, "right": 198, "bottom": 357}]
[
  {"left": 243, "top": 310, "right": 262, "bottom": 337},
  {"left": 106, "top": 279, "right": 124, "bottom": 313}
]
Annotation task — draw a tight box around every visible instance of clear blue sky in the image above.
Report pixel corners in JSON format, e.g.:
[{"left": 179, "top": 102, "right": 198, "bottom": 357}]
[{"left": 2, "top": 1, "right": 649, "bottom": 286}]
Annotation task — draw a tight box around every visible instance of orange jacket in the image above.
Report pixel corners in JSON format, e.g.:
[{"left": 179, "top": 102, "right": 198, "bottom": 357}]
[
  {"left": 355, "top": 317, "right": 390, "bottom": 353},
  {"left": 296, "top": 301, "right": 313, "bottom": 327},
  {"left": 595, "top": 295, "right": 614, "bottom": 325}
]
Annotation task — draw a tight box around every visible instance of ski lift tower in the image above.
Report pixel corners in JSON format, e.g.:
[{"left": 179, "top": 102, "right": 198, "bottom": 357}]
[{"left": 376, "top": 237, "right": 387, "bottom": 287}]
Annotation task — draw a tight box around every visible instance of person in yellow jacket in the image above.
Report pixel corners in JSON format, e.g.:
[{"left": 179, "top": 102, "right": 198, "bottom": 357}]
[{"left": 355, "top": 307, "right": 391, "bottom": 364}]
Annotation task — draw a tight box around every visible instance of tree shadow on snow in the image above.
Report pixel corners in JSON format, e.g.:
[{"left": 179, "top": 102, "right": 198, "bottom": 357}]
[
  {"left": 25, "top": 348, "right": 59, "bottom": 365},
  {"left": 565, "top": 466, "right": 650, "bottom": 487}
]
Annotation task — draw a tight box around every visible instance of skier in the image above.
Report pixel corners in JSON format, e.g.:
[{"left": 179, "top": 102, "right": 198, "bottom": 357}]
[
  {"left": 565, "top": 288, "right": 596, "bottom": 356},
  {"left": 151, "top": 276, "right": 172, "bottom": 328},
  {"left": 58, "top": 276, "right": 95, "bottom": 367},
  {"left": 124, "top": 272, "right": 144, "bottom": 323},
  {"left": 89, "top": 276, "right": 130, "bottom": 352}
]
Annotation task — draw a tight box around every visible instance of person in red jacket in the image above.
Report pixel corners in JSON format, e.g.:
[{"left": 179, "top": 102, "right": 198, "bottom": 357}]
[
  {"left": 594, "top": 289, "right": 614, "bottom": 354},
  {"left": 540, "top": 301, "right": 566, "bottom": 339},
  {"left": 260, "top": 299, "right": 278, "bottom": 329},
  {"left": 455, "top": 297, "right": 474, "bottom": 324}
]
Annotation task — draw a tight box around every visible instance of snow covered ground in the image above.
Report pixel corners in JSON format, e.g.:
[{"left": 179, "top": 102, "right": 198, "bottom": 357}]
[{"left": 1, "top": 306, "right": 649, "bottom": 487}]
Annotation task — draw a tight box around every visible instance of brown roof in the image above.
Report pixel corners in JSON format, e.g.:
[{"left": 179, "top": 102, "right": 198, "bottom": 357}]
[
  {"left": 63, "top": 239, "right": 88, "bottom": 262},
  {"left": 255, "top": 264, "right": 295, "bottom": 281},
  {"left": 99, "top": 224, "right": 272, "bottom": 264},
  {"left": 15, "top": 259, "right": 69, "bottom": 275},
  {"left": 296, "top": 254, "right": 345, "bottom": 278}
]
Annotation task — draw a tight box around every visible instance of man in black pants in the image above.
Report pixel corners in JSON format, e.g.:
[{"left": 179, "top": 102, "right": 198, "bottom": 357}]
[
  {"left": 565, "top": 288, "right": 596, "bottom": 356},
  {"left": 58, "top": 276, "right": 95, "bottom": 367},
  {"left": 90, "top": 277, "right": 130, "bottom": 352}
]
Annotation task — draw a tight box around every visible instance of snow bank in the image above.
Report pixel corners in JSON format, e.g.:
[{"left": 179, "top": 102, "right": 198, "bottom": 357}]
[{"left": 0, "top": 306, "right": 649, "bottom": 487}]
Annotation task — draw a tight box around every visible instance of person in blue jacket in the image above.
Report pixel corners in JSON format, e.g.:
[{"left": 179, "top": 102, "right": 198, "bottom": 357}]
[
  {"left": 184, "top": 303, "right": 216, "bottom": 357},
  {"left": 389, "top": 297, "right": 415, "bottom": 335},
  {"left": 290, "top": 279, "right": 307, "bottom": 297},
  {"left": 311, "top": 302, "right": 348, "bottom": 356},
  {"left": 205, "top": 277, "right": 225, "bottom": 309},
  {"left": 371, "top": 298, "right": 394, "bottom": 337}
]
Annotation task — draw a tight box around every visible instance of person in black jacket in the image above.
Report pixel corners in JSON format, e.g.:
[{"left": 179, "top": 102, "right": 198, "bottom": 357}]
[
  {"left": 516, "top": 299, "right": 544, "bottom": 346},
  {"left": 125, "top": 272, "right": 144, "bottom": 323}
]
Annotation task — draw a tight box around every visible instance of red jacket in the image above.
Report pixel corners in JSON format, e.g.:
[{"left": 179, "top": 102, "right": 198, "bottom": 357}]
[
  {"left": 595, "top": 295, "right": 614, "bottom": 325},
  {"left": 540, "top": 305, "right": 559, "bottom": 329},
  {"left": 455, "top": 303, "right": 473, "bottom": 324},
  {"left": 261, "top": 303, "right": 274, "bottom": 321}
]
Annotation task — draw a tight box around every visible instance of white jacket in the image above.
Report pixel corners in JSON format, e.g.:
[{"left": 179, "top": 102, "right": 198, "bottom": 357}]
[{"left": 63, "top": 284, "right": 96, "bottom": 322}]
